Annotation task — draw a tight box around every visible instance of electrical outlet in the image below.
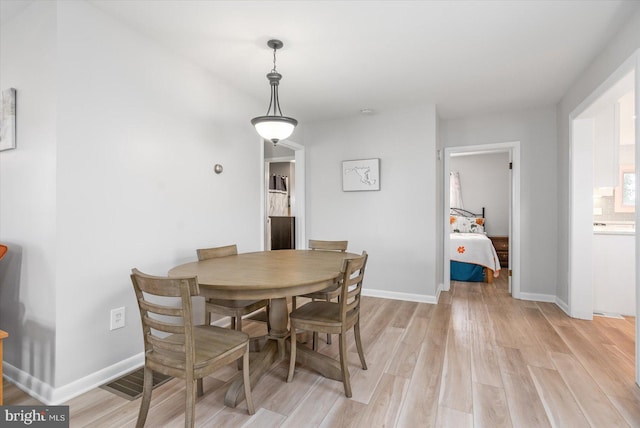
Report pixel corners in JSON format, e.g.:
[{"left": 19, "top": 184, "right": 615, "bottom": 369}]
[{"left": 110, "top": 307, "right": 125, "bottom": 330}]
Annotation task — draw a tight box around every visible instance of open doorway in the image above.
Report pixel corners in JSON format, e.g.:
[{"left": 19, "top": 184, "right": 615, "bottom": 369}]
[
  {"left": 260, "top": 139, "right": 306, "bottom": 251},
  {"left": 443, "top": 142, "right": 521, "bottom": 298},
  {"left": 569, "top": 51, "right": 638, "bottom": 385}
]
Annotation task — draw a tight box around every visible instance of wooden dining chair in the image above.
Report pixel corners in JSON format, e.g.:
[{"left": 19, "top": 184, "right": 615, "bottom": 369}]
[
  {"left": 197, "top": 245, "right": 270, "bottom": 332},
  {"left": 131, "top": 269, "right": 254, "bottom": 428},
  {"left": 292, "top": 239, "right": 348, "bottom": 348},
  {"left": 287, "top": 251, "right": 368, "bottom": 398}
]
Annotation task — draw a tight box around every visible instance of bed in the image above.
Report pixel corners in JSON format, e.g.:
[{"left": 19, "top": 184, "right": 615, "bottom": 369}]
[{"left": 449, "top": 208, "right": 501, "bottom": 283}]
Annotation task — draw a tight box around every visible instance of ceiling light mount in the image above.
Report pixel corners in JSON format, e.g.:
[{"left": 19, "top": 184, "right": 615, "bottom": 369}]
[{"left": 251, "top": 39, "right": 298, "bottom": 146}]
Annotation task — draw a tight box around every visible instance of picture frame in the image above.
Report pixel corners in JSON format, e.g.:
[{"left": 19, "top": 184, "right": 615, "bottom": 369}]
[
  {"left": 342, "top": 158, "right": 380, "bottom": 191},
  {"left": 0, "top": 88, "right": 17, "bottom": 151}
]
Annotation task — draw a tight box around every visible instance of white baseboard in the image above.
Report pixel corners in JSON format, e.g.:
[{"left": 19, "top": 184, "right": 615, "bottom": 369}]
[
  {"left": 4, "top": 352, "right": 144, "bottom": 405},
  {"left": 517, "top": 292, "right": 557, "bottom": 303},
  {"left": 362, "top": 288, "right": 438, "bottom": 304}
]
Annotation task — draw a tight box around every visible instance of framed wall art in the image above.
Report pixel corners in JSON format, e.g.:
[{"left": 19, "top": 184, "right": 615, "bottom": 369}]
[
  {"left": 0, "top": 88, "right": 16, "bottom": 151},
  {"left": 342, "top": 158, "right": 380, "bottom": 191}
]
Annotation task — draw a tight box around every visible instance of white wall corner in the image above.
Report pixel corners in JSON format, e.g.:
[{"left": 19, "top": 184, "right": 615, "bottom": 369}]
[
  {"left": 435, "top": 283, "right": 443, "bottom": 303},
  {"left": 554, "top": 297, "right": 570, "bottom": 316}
]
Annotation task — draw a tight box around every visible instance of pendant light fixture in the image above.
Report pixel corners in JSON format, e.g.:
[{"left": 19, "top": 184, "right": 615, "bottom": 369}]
[{"left": 251, "top": 39, "right": 298, "bottom": 145}]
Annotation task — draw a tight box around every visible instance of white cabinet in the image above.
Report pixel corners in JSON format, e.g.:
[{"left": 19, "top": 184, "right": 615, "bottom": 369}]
[{"left": 592, "top": 233, "right": 635, "bottom": 316}]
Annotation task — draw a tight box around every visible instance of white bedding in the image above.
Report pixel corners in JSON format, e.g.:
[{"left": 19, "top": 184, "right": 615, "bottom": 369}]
[{"left": 450, "top": 232, "right": 501, "bottom": 276}]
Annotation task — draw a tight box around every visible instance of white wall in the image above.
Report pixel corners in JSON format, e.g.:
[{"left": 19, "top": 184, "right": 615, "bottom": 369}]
[
  {"left": 557, "top": 7, "right": 640, "bottom": 304},
  {"left": 304, "top": 105, "right": 438, "bottom": 299},
  {"left": 0, "top": 0, "right": 58, "bottom": 387},
  {"left": 450, "top": 152, "right": 510, "bottom": 236},
  {"left": 1, "top": 0, "right": 264, "bottom": 401},
  {"left": 440, "top": 106, "right": 558, "bottom": 296}
]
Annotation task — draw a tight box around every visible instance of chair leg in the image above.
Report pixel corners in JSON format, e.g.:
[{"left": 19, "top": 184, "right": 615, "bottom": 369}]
[
  {"left": 266, "top": 303, "right": 271, "bottom": 332},
  {"left": 196, "top": 378, "right": 204, "bottom": 397},
  {"left": 312, "top": 332, "right": 319, "bottom": 351},
  {"left": 242, "top": 345, "right": 255, "bottom": 415},
  {"left": 136, "top": 365, "right": 153, "bottom": 428},
  {"left": 354, "top": 319, "right": 367, "bottom": 370},
  {"left": 291, "top": 296, "right": 297, "bottom": 310},
  {"left": 339, "top": 332, "right": 352, "bottom": 398},
  {"left": 325, "top": 295, "right": 333, "bottom": 345},
  {"left": 185, "top": 377, "right": 196, "bottom": 428},
  {"left": 205, "top": 310, "right": 212, "bottom": 326},
  {"left": 287, "top": 325, "right": 297, "bottom": 383},
  {"left": 233, "top": 313, "right": 245, "bottom": 370}
]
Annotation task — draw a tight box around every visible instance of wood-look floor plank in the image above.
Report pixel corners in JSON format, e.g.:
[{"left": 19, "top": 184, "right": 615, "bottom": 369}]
[
  {"left": 529, "top": 365, "right": 590, "bottom": 428},
  {"left": 434, "top": 405, "right": 473, "bottom": 428},
  {"left": 537, "top": 302, "right": 574, "bottom": 327},
  {"left": 594, "top": 321, "right": 636, "bottom": 360},
  {"left": 472, "top": 382, "right": 512, "bottom": 428},
  {"left": 521, "top": 307, "right": 572, "bottom": 354},
  {"left": 355, "top": 373, "right": 409, "bottom": 428},
  {"left": 496, "top": 346, "right": 551, "bottom": 428},
  {"left": 469, "top": 282, "right": 504, "bottom": 388},
  {"left": 318, "top": 394, "right": 367, "bottom": 428},
  {"left": 439, "top": 327, "right": 472, "bottom": 413},
  {"left": 386, "top": 316, "right": 429, "bottom": 379},
  {"left": 240, "top": 408, "right": 286, "bottom": 428},
  {"left": 389, "top": 300, "right": 419, "bottom": 329},
  {"left": 549, "top": 351, "right": 629, "bottom": 428},
  {"left": 608, "top": 393, "right": 640, "bottom": 428},
  {"left": 348, "top": 326, "right": 404, "bottom": 404},
  {"left": 248, "top": 360, "right": 321, "bottom": 416},
  {"left": 555, "top": 325, "right": 636, "bottom": 398},
  {"left": 396, "top": 304, "right": 451, "bottom": 428},
  {"left": 279, "top": 376, "right": 343, "bottom": 427}
]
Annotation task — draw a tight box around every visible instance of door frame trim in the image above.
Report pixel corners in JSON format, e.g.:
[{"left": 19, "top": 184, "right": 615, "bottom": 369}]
[
  {"left": 443, "top": 141, "right": 521, "bottom": 298},
  {"left": 260, "top": 139, "right": 306, "bottom": 251}
]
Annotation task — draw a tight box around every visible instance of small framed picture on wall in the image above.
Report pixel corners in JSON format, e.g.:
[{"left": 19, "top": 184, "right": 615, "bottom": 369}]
[
  {"left": 0, "top": 88, "right": 17, "bottom": 151},
  {"left": 342, "top": 158, "right": 380, "bottom": 191}
]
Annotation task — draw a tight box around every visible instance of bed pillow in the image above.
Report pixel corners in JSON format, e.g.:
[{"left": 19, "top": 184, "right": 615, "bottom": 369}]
[{"left": 450, "top": 215, "right": 485, "bottom": 233}]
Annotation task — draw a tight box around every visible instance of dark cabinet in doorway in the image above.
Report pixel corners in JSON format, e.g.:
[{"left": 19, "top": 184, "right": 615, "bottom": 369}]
[{"left": 270, "top": 216, "right": 295, "bottom": 250}]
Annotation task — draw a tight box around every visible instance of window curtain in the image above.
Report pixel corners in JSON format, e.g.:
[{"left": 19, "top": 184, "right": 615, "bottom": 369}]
[{"left": 450, "top": 171, "right": 464, "bottom": 209}]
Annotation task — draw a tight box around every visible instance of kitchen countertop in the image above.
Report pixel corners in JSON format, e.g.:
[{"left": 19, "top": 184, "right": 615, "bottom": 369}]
[{"left": 593, "top": 221, "right": 635, "bottom": 235}]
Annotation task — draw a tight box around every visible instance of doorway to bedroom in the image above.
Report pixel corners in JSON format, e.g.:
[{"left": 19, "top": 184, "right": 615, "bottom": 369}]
[{"left": 443, "top": 142, "right": 521, "bottom": 298}]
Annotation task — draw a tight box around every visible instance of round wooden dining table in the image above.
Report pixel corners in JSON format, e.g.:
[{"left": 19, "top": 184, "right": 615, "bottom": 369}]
[{"left": 169, "top": 249, "right": 358, "bottom": 407}]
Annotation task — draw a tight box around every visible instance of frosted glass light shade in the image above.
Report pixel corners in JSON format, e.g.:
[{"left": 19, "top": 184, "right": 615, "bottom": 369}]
[{"left": 251, "top": 115, "right": 298, "bottom": 143}]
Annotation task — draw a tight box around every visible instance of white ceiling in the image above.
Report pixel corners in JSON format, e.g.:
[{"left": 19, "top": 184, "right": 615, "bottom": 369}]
[{"left": 6, "top": 1, "right": 640, "bottom": 122}]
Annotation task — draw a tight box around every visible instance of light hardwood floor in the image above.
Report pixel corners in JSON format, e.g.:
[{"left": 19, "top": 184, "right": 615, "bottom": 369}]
[{"left": 4, "top": 275, "right": 639, "bottom": 427}]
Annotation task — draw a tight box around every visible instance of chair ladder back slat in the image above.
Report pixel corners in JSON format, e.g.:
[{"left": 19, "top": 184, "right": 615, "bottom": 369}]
[
  {"left": 143, "top": 316, "right": 187, "bottom": 336},
  {"left": 339, "top": 252, "right": 368, "bottom": 318},
  {"left": 138, "top": 299, "right": 184, "bottom": 317},
  {"left": 197, "top": 244, "right": 238, "bottom": 261},
  {"left": 309, "top": 240, "right": 348, "bottom": 252},
  {"left": 147, "top": 334, "right": 186, "bottom": 354}
]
